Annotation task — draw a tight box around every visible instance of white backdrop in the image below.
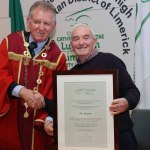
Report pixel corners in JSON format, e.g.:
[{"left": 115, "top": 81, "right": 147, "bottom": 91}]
[
  {"left": 0, "top": 0, "right": 136, "bottom": 78},
  {"left": 46, "top": 0, "right": 136, "bottom": 78}
]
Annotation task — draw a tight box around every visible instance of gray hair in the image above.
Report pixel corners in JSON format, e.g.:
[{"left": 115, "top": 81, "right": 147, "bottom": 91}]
[
  {"left": 28, "top": 1, "right": 56, "bottom": 23},
  {"left": 70, "top": 23, "right": 95, "bottom": 39}
]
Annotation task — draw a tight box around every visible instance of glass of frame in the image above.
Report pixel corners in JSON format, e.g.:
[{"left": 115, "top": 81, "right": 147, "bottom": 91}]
[{"left": 52, "top": 70, "right": 118, "bottom": 150}]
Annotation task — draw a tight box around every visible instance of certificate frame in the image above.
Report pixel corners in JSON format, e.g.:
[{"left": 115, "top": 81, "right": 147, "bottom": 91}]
[{"left": 52, "top": 70, "right": 119, "bottom": 150}]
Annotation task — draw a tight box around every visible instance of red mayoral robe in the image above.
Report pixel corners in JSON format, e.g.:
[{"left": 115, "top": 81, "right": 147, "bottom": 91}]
[{"left": 0, "top": 31, "right": 67, "bottom": 150}]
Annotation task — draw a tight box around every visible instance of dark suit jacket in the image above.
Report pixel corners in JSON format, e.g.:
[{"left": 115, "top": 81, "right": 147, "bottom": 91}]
[{"left": 72, "top": 52, "right": 140, "bottom": 132}]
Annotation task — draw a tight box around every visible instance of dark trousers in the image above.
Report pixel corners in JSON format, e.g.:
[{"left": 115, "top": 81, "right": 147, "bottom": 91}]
[{"left": 119, "top": 129, "right": 137, "bottom": 150}]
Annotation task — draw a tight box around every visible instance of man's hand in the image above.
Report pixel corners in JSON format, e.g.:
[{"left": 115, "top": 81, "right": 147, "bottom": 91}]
[
  {"left": 19, "top": 87, "right": 45, "bottom": 109},
  {"left": 109, "top": 98, "right": 129, "bottom": 115},
  {"left": 33, "top": 91, "right": 45, "bottom": 109},
  {"left": 44, "top": 120, "right": 53, "bottom": 136}
]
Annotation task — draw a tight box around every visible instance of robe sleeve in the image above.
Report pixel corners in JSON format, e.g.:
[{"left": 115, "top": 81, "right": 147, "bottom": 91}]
[
  {"left": 56, "top": 52, "right": 67, "bottom": 71},
  {"left": 0, "top": 38, "right": 13, "bottom": 117}
]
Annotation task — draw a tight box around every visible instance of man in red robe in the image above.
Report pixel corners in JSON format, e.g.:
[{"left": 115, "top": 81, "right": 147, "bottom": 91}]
[{"left": 0, "top": 1, "right": 67, "bottom": 150}]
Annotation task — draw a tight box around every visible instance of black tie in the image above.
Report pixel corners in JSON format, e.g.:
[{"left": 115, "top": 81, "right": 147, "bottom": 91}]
[{"left": 29, "top": 42, "right": 37, "bottom": 57}]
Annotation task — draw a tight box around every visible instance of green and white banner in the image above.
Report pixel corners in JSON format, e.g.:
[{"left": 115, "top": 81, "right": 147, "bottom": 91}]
[
  {"left": 9, "top": 0, "right": 25, "bottom": 32},
  {"left": 135, "top": 0, "right": 150, "bottom": 109},
  {"left": 46, "top": 0, "right": 136, "bottom": 78}
]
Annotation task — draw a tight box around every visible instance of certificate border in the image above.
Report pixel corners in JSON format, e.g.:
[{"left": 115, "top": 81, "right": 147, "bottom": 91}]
[{"left": 52, "top": 70, "right": 119, "bottom": 150}]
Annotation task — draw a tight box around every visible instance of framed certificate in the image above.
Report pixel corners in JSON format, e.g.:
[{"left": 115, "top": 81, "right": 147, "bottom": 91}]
[{"left": 52, "top": 70, "right": 118, "bottom": 150}]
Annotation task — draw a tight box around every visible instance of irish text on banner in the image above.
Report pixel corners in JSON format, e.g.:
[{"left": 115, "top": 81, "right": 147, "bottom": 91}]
[
  {"left": 135, "top": 0, "right": 150, "bottom": 109},
  {"left": 9, "top": 0, "right": 25, "bottom": 32}
]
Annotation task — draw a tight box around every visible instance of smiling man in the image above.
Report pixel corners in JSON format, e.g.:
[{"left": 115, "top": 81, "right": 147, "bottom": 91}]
[
  {"left": 70, "top": 23, "right": 140, "bottom": 150},
  {"left": 0, "top": 1, "right": 67, "bottom": 150}
]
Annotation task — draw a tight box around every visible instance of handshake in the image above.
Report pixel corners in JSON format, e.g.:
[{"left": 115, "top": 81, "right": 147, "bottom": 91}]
[
  {"left": 19, "top": 87, "right": 45, "bottom": 110},
  {"left": 19, "top": 87, "right": 54, "bottom": 136}
]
